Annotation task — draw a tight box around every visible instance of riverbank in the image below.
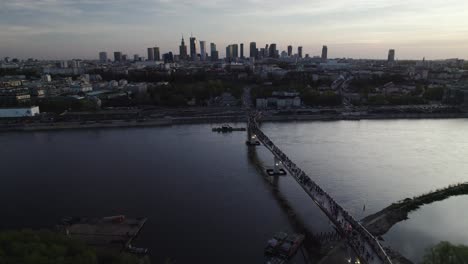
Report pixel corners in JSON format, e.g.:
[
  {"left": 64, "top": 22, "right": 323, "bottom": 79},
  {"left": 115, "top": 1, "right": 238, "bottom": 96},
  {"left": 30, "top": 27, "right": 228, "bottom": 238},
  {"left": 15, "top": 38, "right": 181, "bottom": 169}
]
[
  {"left": 362, "top": 183, "right": 468, "bottom": 237},
  {"left": 1, "top": 112, "right": 468, "bottom": 132}
]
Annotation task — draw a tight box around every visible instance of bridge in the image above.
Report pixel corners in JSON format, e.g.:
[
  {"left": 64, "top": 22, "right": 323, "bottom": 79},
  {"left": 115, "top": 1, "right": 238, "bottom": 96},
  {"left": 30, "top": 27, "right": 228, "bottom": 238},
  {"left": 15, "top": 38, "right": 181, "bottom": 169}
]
[{"left": 243, "top": 89, "right": 392, "bottom": 264}]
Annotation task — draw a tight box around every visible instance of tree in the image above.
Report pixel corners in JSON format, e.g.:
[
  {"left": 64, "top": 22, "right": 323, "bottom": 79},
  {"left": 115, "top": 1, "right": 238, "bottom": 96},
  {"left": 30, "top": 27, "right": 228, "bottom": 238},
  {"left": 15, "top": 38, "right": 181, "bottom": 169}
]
[
  {"left": 422, "top": 241, "right": 468, "bottom": 264},
  {"left": 0, "top": 230, "right": 149, "bottom": 264}
]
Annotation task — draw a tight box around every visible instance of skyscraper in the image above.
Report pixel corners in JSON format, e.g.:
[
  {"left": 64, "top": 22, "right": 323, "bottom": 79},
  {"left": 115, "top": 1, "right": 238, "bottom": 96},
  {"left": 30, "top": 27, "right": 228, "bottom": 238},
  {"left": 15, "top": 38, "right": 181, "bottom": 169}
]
[
  {"left": 268, "top": 44, "right": 277, "bottom": 58},
  {"left": 179, "top": 36, "right": 188, "bottom": 60},
  {"left": 210, "top": 43, "right": 218, "bottom": 61},
  {"left": 388, "top": 49, "right": 395, "bottom": 62},
  {"left": 147, "top": 48, "right": 154, "bottom": 61},
  {"left": 322, "top": 45, "right": 328, "bottom": 61},
  {"left": 99, "top": 52, "right": 107, "bottom": 63},
  {"left": 114, "top": 51, "right": 122, "bottom": 62},
  {"left": 249, "top": 42, "right": 257, "bottom": 58},
  {"left": 153, "top": 47, "right": 160, "bottom": 61},
  {"left": 133, "top": 54, "right": 139, "bottom": 61},
  {"left": 200, "top": 41, "right": 206, "bottom": 61},
  {"left": 226, "top": 45, "right": 232, "bottom": 60},
  {"left": 190, "top": 36, "right": 197, "bottom": 61},
  {"left": 265, "top": 44, "right": 269, "bottom": 57},
  {"left": 298, "top": 46, "right": 303, "bottom": 58},
  {"left": 232, "top": 44, "right": 239, "bottom": 58},
  {"left": 287, "top": 45, "right": 293, "bottom": 57},
  {"left": 240, "top": 43, "right": 244, "bottom": 59}
]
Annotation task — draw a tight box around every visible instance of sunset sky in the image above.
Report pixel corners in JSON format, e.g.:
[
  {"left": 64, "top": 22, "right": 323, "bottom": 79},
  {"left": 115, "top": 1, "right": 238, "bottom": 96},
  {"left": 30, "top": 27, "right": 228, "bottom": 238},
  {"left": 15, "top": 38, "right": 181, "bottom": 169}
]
[{"left": 1, "top": 0, "right": 467, "bottom": 60}]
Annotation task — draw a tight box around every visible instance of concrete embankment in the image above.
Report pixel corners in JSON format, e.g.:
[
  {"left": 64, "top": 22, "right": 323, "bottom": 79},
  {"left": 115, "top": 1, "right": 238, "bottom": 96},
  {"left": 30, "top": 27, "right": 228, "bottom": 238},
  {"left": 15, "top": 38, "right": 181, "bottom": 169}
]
[
  {"left": 362, "top": 183, "right": 468, "bottom": 237},
  {"left": 1, "top": 112, "right": 467, "bottom": 133}
]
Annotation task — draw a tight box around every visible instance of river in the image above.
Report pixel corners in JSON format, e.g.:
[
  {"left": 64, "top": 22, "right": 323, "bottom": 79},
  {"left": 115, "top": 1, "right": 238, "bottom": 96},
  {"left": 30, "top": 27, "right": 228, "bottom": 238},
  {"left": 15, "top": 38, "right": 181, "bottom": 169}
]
[{"left": 1, "top": 119, "right": 468, "bottom": 263}]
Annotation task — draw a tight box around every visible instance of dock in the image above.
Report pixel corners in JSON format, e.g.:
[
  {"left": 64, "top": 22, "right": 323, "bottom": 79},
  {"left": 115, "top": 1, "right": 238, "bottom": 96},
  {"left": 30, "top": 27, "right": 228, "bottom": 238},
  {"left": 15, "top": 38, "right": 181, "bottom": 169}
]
[{"left": 59, "top": 215, "right": 147, "bottom": 253}]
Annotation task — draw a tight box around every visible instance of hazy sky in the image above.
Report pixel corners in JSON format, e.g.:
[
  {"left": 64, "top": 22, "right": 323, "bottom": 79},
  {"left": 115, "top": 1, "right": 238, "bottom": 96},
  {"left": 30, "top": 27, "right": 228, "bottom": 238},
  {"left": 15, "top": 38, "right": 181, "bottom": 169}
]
[{"left": 1, "top": 0, "right": 467, "bottom": 60}]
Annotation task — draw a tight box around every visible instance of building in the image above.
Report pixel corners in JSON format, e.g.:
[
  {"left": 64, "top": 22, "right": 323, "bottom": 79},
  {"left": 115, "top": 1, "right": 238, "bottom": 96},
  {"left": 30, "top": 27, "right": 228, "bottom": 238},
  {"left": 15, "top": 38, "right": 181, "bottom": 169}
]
[
  {"left": 153, "top": 47, "right": 160, "bottom": 61},
  {"left": 322, "top": 45, "right": 328, "bottom": 61},
  {"left": 190, "top": 36, "right": 197, "bottom": 61},
  {"left": 133, "top": 54, "right": 139, "bottom": 61},
  {"left": 249, "top": 42, "right": 257, "bottom": 58},
  {"left": 200, "top": 41, "right": 206, "bottom": 61},
  {"left": 122, "top": 54, "right": 127, "bottom": 61},
  {"left": 226, "top": 45, "right": 232, "bottom": 60},
  {"left": 287, "top": 45, "right": 293, "bottom": 56},
  {"left": 114, "top": 52, "right": 122, "bottom": 62},
  {"left": 298, "top": 46, "right": 303, "bottom": 58},
  {"left": 210, "top": 43, "right": 218, "bottom": 61},
  {"left": 147, "top": 48, "right": 154, "bottom": 61},
  {"left": 388, "top": 49, "right": 395, "bottom": 62},
  {"left": 0, "top": 106, "right": 40, "bottom": 118},
  {"left": 240, "top": 43, "right": 244, "bottom": 59},
  {"left": 179, "top": 36, "right": 188, "bottom": 60},
  {"left": 99, "top": 52, "right": 107, "bottom": 63},
  {"left": 163, "top": 52, "right": 174, "bottom": 63},
  {"left": 268, "top": 44, "right": 277, "bottom": 58}
]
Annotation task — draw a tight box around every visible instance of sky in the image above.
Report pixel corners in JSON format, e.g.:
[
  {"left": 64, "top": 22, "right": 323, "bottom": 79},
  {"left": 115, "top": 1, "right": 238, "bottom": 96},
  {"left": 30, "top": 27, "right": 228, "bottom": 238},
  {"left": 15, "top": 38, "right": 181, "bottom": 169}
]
[{"left": 1, "top": 0, "right": 467, "bottom": 60}]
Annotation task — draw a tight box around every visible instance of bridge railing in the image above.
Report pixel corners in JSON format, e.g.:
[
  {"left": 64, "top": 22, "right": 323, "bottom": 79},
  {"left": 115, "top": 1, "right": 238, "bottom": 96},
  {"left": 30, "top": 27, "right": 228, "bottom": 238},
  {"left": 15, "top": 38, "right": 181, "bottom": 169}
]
[{"left": 248, "top": 113, "right": 392, "bottom": 264}]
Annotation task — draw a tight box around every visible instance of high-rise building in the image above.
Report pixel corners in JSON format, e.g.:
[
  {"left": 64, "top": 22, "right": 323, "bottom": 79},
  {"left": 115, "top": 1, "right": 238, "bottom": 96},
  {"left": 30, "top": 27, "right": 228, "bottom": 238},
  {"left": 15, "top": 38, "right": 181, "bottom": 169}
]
[
  {"left": 147, "top": 48, "right": 154, "bottom": 61},
  {"left": 240, "top": 43, "right": 244, "bottom": 59},
  {"left": 179, "top": 36, "right": 188, "bottom": 60},
  {"left": 190, "top": 36, "right": 197, "bottom": 61},
  {"left": 133, "top": 54, "right": 139, "bottom": 61},
  {"left": 122, "top": 54, "right": 127, "bottom": 61},
  {"left": 249, "top": 42, "right": 257, "bottom": 58},
  {"left": 200, "top": 41, "right": 206, "bottom": 61},
  {"left": 210, "top": 43, "right": 218, "bottom": 61},
  {"left": 298, "top": 46, "right": 303, "bottom": 58},
  {"left": 322, "top": 45, "right": 328, "bottom": 61},
  {"left": 265, "top": 44, "right": 269, "bottom": 57},
  {"left": 268, "top": 44, "right": 277, "bottom": 58},
  {"left": 163, "top": 52, "right": 174, "bottom": 63},
  {"left": 287, "top": 45, "right": 293, "bottom": 57},
  {"left": 226, "top": 46, "right": 231, "bottom": 59},
  {"left": 388, "top": 49, "right": 395, "bottom": 62},
  {"left": 153, "top": 47, "right": 160, "bottom": 61},
  {"left": 232, "top": 44, "right": 239, "bottom": 58},
  {"left": 99, "top": 52, "right": 107, "bottom": 63},
  {"left": 114, "top": 51, "right": 122, "bottom": 62}
]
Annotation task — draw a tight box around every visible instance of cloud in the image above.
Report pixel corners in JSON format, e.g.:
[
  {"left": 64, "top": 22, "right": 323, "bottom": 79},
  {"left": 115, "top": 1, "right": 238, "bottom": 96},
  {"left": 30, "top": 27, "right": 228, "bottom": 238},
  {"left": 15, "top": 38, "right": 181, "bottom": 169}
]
[{"left": 1, "top": 0, "right": 468, "bottom": 59}]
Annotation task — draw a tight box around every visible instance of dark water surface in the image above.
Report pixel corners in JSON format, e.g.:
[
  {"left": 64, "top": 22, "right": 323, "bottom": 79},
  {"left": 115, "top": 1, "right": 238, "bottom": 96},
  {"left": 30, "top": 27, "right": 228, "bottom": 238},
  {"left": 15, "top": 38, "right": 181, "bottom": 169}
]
[{"left": 2, "top": 119, "right": 468, "bottom": 263}]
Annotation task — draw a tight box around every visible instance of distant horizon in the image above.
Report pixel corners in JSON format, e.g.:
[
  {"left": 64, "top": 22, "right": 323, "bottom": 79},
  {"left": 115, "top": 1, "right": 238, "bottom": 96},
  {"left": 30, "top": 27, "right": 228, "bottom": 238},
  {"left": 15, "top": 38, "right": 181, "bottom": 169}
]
[{"left": 1, "top": 0, "right": 468, "bottom": 60}]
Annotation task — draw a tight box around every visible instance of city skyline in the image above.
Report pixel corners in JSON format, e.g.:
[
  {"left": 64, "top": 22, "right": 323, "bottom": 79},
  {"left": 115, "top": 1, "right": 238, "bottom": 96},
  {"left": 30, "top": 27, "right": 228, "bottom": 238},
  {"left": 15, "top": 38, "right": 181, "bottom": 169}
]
[{"left": 1, "top": 0, "right": 468, "bottom": 60}]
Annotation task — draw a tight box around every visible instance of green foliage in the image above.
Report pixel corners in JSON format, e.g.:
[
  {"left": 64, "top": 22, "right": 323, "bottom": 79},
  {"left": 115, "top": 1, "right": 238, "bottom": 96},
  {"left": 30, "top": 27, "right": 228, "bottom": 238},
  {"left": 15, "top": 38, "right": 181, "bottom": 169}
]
[
  {"left": 0, "top": 230, "right": 149, "bottom": 264},
  {"left": 144, "top": 80, "right": 243, "bottom": 107},
  {"left": 302, "top": 90, "right": 341, "bottom": 106},
  {"left": 36, "top": 97, "right": 99, "bottom": 113},
  {"left": 424, "top": 87, "right": 446, "bottom": 101},
  {"left": 422, "top": 241, "right": 468, "bottom": 264},
  {"left": 0, "top": 229, "right": 98, "bottom": 264}
]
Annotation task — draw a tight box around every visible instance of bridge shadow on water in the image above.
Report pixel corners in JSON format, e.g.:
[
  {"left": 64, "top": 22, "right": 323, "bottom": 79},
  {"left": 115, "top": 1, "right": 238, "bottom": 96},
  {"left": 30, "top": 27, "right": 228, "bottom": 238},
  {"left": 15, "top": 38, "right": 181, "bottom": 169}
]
[{"left": 247, "top": 146, "right": 340, "bottom": 262}]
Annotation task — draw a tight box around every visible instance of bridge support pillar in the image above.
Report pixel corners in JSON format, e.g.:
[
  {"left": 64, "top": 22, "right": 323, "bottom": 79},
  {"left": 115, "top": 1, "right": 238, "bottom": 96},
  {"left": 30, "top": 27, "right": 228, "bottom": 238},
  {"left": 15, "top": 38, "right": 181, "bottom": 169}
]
[
  {"left": 266, "top": 156, "right": 287, "bottom": 176},
  {"left": 246, "top": 126, "right": 260, "bottom": 146}
]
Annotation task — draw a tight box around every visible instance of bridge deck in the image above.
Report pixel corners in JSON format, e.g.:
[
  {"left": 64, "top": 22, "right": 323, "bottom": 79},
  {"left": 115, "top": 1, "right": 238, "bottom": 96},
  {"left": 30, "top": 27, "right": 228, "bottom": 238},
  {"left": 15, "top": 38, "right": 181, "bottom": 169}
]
[{"left": 248, "top": 115, "right": 392, "bottom": 264}]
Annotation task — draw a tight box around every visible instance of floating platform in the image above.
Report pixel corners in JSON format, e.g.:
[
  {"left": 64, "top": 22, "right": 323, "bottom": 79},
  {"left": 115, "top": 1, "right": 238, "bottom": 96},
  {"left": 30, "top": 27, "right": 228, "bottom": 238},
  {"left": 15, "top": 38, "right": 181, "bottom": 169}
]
[
  {"left": 58, "top": 215, "right": 147, "bottom": 253},
  {"left": 265, "top": 232, "right": 305, "bottom": 260}
]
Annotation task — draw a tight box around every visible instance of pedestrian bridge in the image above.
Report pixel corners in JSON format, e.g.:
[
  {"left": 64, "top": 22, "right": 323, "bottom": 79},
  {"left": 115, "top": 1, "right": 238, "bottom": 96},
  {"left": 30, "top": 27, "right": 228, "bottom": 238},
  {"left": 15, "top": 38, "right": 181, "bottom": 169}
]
[{"left": 246, "top": 112, "right": 392, "bottom": 264}]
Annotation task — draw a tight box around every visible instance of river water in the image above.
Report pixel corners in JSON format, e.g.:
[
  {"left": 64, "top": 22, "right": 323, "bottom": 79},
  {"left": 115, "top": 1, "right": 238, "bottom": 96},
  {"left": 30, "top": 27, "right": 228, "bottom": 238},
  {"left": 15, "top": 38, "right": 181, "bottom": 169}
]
[{"left": 1, "top": 119, "right": 468, "bottom": 263}]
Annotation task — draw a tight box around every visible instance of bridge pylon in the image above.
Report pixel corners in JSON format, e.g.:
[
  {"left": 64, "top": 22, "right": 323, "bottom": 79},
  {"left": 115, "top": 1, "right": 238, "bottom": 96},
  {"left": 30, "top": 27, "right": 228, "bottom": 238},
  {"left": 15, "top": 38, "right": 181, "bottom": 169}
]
[
  {"left": 266, "top": 156, "right": 287, "bottom": 176},
  {"left": 246, "top": 117, "right": 260, "bottom": 146}
]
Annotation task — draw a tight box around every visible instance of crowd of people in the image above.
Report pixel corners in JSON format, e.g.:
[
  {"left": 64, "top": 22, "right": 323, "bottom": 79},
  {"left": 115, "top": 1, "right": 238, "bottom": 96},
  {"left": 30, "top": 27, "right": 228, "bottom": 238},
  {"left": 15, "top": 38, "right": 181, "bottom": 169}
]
[{"left": 248, "top": 112, "right": 393, "bottom": 264}]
